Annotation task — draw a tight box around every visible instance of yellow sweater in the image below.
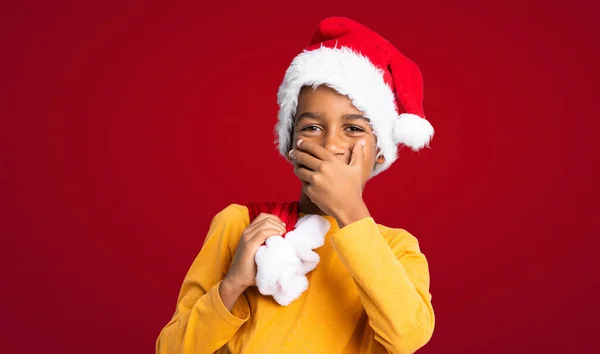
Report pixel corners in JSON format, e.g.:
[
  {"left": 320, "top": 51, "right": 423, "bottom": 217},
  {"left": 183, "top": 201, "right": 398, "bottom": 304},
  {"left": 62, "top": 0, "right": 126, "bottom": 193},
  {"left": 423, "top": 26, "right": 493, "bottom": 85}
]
[{"left": 156, "top": 204, "right": 434, "bottom": 354}]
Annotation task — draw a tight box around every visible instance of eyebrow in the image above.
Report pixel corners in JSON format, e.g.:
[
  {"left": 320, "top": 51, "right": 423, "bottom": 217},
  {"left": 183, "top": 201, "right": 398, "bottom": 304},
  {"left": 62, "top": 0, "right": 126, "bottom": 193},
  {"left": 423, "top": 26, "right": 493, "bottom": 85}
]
[
  {"left": 295, "top": 111, "right": 325, "bottom": 121},
  {"left": 295, "top": 112, "right": 371, "bottom": 123},
  {"left": 342, "top": 113, "right": 371, "bottom": 123}
]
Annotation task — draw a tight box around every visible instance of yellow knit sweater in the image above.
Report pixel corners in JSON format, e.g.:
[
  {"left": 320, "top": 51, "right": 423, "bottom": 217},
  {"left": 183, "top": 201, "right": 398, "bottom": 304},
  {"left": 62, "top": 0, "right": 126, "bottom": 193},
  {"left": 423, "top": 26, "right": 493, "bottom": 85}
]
[{"left": 156, "top": 204, "right": 434, "bottom": 353}]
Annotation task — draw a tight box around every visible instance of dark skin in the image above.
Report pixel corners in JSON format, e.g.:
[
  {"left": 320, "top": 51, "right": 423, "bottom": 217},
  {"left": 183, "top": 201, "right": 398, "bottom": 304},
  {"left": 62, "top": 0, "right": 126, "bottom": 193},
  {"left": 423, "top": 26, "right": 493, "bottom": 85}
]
[
  {"left": 220, "top": 85, "right": 386, "bottom": 310},
  {"left": 288, "top": 85, "right": 385, "bottom": 226}
]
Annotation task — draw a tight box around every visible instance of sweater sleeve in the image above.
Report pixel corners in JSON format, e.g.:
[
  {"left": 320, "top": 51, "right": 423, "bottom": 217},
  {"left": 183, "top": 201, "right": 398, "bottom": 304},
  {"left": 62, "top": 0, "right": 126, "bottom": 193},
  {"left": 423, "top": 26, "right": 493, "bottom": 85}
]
[
  {"left": 156, "top": 204, "right": 251, "bottom": 354},
  {"left": 330, "top": 217, "right": 435, "bottom": 354}
]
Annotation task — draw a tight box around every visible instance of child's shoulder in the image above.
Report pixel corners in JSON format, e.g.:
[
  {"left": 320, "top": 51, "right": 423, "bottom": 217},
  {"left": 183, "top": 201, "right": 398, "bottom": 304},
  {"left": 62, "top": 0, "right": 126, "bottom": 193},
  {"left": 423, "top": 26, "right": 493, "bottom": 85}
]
[
  {"left": 211, "top": 204, "right": 250, "bottom": 229},
  {"left": 202, "top": 204, "right": 250, "bottom": 247},
  {"left": 375, "top": 222, "right": 423, "bottom": 255},
  {"left": 214, "top": 203, "right": 248, "bottom": 218}
]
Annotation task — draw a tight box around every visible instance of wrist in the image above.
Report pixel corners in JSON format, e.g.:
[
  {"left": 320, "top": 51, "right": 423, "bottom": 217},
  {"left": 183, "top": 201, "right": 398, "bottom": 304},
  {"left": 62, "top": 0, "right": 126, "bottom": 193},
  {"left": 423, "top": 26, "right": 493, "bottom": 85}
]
[
  {"left": 219, "top": 275, "right": 248, "bottom": 313},
  {"left": 221, "top": 275, "right": 248, "bottom": 296},
  {"left": 335, "top": 200, "right": 370, "bottom": 228}
]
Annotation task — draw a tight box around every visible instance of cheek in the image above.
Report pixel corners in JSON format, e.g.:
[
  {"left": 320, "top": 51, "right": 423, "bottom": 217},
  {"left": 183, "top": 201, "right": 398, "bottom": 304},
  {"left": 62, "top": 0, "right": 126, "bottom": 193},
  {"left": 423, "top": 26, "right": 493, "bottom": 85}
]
[
  {"left": 294, "top": 131, "right": 324, "bottom": 146},
  {"left": 290, "top": 130, "right": 302, "bottom": 150}
]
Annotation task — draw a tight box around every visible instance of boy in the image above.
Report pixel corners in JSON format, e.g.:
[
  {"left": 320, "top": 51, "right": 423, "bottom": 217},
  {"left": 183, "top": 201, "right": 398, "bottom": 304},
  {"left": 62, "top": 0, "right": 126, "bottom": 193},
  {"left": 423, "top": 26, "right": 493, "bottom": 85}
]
[{"left": 156, "top": 17, "right": 435, "bottom": 354}]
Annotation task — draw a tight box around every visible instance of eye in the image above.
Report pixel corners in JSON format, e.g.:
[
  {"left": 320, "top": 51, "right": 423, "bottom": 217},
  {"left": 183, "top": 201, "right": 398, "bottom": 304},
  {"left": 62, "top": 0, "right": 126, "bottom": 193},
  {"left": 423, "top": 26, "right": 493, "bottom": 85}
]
[
  {"left": 345, "top": 125, "right": 367, "bottom": 134},
  {"left": 300, "top": 125, "right": 322, "bottom": 132}
]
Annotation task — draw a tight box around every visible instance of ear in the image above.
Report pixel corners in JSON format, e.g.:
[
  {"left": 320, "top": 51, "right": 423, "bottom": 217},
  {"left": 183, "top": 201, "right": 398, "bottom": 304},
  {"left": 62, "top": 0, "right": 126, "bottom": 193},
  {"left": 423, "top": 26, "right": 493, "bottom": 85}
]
[
  {"left": 371, "top": 149, "right": 385, "bottom": 171},
  {"left": 375, "top": 148, "right": 386, "bottom": 165}
]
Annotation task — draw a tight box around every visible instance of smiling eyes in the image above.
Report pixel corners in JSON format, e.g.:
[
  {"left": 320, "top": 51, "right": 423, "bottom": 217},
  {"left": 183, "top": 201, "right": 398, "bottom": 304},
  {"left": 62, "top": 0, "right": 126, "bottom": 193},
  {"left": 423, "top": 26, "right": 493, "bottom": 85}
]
[{"left": 300, "top": 125, "right": 367, "bottom": 135}]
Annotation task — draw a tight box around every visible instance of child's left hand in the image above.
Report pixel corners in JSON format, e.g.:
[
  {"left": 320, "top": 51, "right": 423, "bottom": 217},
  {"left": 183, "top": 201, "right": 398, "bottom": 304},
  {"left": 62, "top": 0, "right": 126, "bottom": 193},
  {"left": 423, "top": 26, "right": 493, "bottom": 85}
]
[{"left": 290, "top": 139, "right": 370, "bottom": 227}]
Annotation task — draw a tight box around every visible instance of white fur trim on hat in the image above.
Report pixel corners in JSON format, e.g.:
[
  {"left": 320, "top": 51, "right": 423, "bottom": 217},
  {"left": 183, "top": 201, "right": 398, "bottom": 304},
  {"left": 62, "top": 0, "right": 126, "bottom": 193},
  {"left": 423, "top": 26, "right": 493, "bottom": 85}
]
[{"left": 275, "top": 46, "right": 433, "bottom": 176}]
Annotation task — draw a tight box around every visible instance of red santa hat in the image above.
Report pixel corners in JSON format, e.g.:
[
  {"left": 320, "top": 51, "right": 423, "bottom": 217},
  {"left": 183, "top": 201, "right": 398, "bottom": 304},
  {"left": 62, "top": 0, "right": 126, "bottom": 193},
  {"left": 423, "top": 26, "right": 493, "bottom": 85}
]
[{"left": 276, "top": 17, "right": 434, "bottom": 176}]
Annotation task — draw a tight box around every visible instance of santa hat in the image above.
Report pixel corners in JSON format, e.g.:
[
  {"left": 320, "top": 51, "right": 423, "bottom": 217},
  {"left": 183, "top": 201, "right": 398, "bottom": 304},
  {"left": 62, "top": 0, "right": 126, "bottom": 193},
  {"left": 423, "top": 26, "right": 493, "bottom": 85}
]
[
  {"left": 255, "top": 214, "right": 330, "bottom": 306},
  {"left": 247, "top": 201, "right": 331, "bottom": 306},
  {"left": 275, "top": 17, "right": 434, "bottom": 176}
]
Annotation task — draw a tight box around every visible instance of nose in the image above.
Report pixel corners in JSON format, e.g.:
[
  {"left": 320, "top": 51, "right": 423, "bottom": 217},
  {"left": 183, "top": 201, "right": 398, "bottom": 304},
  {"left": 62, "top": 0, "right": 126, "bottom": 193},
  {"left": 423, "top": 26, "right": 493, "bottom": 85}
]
[{"left": 322, "top": 130, "right": 348, "bottom": 158}]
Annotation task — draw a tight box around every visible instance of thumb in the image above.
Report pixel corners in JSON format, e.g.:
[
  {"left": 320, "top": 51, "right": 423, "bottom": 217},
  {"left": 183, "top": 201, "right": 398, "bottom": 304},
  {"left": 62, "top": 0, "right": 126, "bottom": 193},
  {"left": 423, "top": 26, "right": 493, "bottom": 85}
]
[{"left": 349, "top": 140, "right": 365, "bottom": 167}]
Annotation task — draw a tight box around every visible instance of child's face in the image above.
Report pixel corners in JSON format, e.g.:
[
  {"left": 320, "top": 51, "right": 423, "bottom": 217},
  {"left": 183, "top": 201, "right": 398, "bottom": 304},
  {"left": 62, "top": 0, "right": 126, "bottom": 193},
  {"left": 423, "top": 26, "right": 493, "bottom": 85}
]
[{"left": 288, "top": 85, "right": 385, "bottom": 185}]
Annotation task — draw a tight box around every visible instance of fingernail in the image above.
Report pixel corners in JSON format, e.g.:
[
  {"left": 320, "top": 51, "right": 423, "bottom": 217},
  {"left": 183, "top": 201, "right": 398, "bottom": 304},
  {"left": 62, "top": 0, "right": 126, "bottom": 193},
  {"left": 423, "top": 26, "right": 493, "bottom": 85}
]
[
  {"left": 288, "top": 150, "right": 294, "bottom": 159},
  {"left": 297, "top": 139, "right": 303, "bottom": 146},
  {"left": 282, "top": 222, "right": 286, "bottom": 226},
  {"left": 360, "top": 140, "right": 366, "bottom": 147}
]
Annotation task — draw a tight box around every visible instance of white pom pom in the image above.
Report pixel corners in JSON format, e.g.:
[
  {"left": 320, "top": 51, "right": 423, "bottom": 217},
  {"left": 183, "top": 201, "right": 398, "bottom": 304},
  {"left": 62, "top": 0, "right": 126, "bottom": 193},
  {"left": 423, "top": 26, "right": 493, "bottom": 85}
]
[
  {"left": 253, "top": 214, "right": 330, "bottom": 306},
  {"left": 393, "top": 113, "right": 434, "bottom": 151},
  {"left": 286, "top": 214, "right": 329, "bottom": 275},
  {"left": 272, "top": 273, "right": 309, "bottom": 306},
  {"left": 255, "top": 236, "right": 301, "bottom": 296},
  {"left": 286, "top": 215, "right": 329, "bottom": 249}
]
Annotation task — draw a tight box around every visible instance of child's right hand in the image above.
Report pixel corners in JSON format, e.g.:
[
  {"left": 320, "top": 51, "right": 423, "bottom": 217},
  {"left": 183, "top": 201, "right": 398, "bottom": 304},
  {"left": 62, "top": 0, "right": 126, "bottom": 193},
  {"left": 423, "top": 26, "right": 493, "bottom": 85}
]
[{"left": 223, "top": 213, "right": 287, "bottom": 291}]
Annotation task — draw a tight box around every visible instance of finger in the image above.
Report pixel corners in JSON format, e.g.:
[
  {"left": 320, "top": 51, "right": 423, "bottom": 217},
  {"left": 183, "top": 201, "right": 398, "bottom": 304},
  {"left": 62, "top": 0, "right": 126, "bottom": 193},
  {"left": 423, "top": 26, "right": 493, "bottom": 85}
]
[
  {"left": 296, "top": 139, "right": 334, "bottom": 161},
  {"left": 293, "top": 163, "right": 315, "bottom": 183},
  {"left": 249, "top": 228, "right": 284, "bottom": 245},
  {"left": 290, "top": 148, "right": 322, "bottom": 171},
  {"left": 244, "top": 221, "right": 283, "bottom": 242},
  {"left": 246, "top": 217, "right": 286, "bottom": 238},
  {"left": 302, "top": 183, "right": 316, "bottom": 203},
  {"left": 255, "top": 218, "right": 287, "bottom": 235},
  {"left": 349, "top": 140, "right": 366, "bottom": 167},
  {"left": 245, "top": 214, "right": 285, "bottom": 235},
  {"left": 253, "top": 213, "right": 285, "bottom": 226}
]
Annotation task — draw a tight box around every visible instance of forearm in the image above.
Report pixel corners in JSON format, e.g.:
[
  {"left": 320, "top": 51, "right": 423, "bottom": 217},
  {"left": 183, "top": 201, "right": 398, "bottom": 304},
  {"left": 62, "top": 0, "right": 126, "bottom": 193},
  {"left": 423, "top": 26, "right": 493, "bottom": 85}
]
[
  {"left": 331, "top": 218, "right": 434, "bottom": 353},
  {"left": 219, "top": 277, "right": 248, "bottom": 312},
  {"left": 157, "top": 281, "right": 250, "bottom": 354}
]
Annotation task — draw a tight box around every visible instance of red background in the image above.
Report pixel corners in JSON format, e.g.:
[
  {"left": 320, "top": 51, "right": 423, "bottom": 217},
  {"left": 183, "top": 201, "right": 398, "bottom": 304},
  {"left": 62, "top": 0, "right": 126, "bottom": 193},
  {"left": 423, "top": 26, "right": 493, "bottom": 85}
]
[{"left": 1, "top": 1, "right": 599, "bottom": 353}]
